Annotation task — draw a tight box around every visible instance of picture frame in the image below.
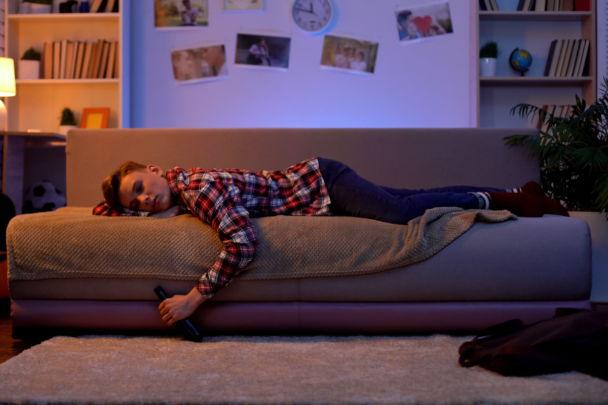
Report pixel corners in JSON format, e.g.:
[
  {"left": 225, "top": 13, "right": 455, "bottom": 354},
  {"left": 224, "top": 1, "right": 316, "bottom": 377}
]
[
  {"left": 155, "top": 0, "right": 209, "bottom": 30},
  {"left": 171, "top": 42, "right": 229, "bottom": 85},
  {"left": 234, "top": 32, "right": 291, "bottom": 71},
  {"left": 80, "top": 108, "right": 110, "bottom": 129},
  {"left": 222, "top": 0, "right": 264, "bottom": 12},
  {"left": 395, "top": 1, "right": 453, "bottom": 45},
  {"left": 320, "top": 34, "right": 379, "bottom": 75}
]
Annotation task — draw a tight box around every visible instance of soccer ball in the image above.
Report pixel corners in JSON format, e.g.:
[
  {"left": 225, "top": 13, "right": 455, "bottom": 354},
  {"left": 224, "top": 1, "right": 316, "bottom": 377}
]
[{"left": 22, "top": 180, "right": 66, "bottom": 214}]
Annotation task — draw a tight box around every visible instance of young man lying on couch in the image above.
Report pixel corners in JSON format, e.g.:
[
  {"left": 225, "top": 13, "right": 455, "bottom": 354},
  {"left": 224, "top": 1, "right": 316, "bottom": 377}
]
[{"left": 93, "top": 157, "right": 569, "bottom": 326}]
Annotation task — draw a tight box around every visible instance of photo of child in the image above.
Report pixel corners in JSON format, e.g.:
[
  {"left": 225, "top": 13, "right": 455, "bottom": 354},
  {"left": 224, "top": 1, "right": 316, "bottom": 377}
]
[
  {"left": 223, "top": 0, "right": 264, "bottom": 12},
  {"left": 235, "top": 34, "right": 291, "bottom": 70},
  {"left": 171, "top": 43, "right": 228, "bottom": 84},
  {"left": 155, "top": 0, "right": 208, "bottom": 29},
  {"left": 320, "top": 35, "right": 379, "bottom": 75},
  {"left": 396, "top": 1, "right": 453, "bottom": 43}
]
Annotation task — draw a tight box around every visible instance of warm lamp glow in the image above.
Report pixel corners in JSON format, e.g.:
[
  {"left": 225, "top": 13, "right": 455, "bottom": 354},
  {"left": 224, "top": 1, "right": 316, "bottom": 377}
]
[{"left": 0, "top": 57, "right": 16, "bottom": 97}]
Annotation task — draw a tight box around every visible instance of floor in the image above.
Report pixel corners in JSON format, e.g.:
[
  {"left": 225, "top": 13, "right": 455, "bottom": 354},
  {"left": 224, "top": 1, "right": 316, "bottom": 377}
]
[{"left": 0, "top": 298, "right": 41, "bottom": 365}]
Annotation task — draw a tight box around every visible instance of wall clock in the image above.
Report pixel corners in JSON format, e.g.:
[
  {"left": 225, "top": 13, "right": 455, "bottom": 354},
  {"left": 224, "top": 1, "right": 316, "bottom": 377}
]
[{"left": 291, "top": 0, "right": 336, "bottom": 35}]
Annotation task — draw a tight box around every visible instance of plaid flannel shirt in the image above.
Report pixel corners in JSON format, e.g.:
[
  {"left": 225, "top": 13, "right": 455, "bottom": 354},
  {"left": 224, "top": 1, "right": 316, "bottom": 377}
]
[{"left": 92, "top": 157, "right": 331, "bottom": 298}]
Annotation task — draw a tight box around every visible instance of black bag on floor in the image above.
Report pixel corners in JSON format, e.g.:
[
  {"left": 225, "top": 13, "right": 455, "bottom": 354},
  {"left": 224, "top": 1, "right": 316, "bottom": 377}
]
[{"left": 458, "top": 308, "right": 608, "bottom": 380}]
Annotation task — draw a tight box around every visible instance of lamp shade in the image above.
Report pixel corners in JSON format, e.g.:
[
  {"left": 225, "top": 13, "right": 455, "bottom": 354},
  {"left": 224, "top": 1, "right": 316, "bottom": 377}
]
[{"left": 0, "top": 57, "right": 16, "bottom": 97}]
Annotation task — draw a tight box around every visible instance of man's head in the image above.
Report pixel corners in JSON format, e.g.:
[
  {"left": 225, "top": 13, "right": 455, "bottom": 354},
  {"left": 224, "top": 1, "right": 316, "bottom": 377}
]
[
  {"left": 182, "top": 0, "right": 192, "bottom": 9},
  {"left": 102, "top": 161, "right": 173, "bottom": 212}
]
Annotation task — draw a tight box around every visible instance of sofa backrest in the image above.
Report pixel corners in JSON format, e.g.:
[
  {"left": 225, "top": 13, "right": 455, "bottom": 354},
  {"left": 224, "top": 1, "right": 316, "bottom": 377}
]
[{"left": 66, "top": 128, "right": 540, "bottom": 207}]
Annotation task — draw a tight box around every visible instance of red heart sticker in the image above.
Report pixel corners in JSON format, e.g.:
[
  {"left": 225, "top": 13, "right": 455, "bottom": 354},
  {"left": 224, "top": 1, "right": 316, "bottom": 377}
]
[{"left": 413, "top": 16, "right": 433, "bottom": 34}]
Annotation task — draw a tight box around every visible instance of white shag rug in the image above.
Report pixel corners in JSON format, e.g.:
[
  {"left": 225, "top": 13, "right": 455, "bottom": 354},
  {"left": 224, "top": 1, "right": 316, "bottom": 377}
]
[{"left": 0, "top": 334, "right": 607, "bottom": 405}]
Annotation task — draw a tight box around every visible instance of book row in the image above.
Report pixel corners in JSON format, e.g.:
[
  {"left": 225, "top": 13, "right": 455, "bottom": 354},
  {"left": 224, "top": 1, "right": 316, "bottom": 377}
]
[
  {"left": 536, "top": 104, "right": 573, "bottom": 132},
  {"left": 41, "top": 40, "right": 119, "bottom": 80},
  {"left": 543, "top": 39, "right": 590, "bottom": 77},
  {"left": 479, "top": 0, "right": 591, "bottom": 11}
]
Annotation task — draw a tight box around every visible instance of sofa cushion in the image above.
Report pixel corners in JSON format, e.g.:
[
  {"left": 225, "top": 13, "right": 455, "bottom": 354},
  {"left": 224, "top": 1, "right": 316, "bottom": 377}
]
[{"left": 9, "top": 215, "right": 591, "bottom": 302}]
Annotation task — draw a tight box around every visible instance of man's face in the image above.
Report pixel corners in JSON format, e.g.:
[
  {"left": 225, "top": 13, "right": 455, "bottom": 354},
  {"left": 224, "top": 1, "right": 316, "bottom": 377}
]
[
  {"left": 183, "top": 0, "right": 192, "bottom": 9},
  {"left": 118, "top": 166, "right": 173, "bottom": 212}
]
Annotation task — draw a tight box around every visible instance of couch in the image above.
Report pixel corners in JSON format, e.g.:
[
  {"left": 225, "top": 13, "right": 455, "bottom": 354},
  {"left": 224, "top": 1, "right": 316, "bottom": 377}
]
[{"left": 7, "top": 128, "right": 592, "bottom": 338}]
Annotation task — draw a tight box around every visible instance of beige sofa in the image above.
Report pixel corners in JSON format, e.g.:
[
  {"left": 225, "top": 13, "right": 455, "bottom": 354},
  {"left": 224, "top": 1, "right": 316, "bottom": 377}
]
[{"left": 8, "top": 128, "right": 591, "bottom": 338}]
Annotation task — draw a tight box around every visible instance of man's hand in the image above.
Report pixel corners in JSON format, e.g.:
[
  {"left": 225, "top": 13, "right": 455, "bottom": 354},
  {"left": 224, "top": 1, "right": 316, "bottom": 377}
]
[
  {"left": 159, "top": 287, "right": 207, "bottom": 326},
  {"left": 150, "top": 205, "right": 182, "bottom": 219}
]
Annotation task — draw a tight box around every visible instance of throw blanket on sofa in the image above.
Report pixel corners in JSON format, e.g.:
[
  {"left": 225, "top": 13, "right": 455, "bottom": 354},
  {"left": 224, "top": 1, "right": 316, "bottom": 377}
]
[{"left": 7, "top": 207, "right": 515, "bottom": 282}]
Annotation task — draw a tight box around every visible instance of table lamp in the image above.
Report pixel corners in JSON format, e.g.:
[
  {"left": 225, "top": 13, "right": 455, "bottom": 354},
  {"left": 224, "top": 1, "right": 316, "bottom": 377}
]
[{"left": 0, "top": 57, "right": 16, "bottom": 131}]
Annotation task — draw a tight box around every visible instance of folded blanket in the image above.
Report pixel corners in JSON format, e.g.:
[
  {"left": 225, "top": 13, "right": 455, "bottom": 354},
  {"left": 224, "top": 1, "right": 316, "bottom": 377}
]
[{"left": 7, "top": 207, "right": 516, "bottom": 282}]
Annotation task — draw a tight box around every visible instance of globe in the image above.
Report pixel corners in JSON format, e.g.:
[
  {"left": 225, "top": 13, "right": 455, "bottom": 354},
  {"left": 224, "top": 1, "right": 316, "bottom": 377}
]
[{"left": 509, "top": 48, "right": 533, "bottom": 76}]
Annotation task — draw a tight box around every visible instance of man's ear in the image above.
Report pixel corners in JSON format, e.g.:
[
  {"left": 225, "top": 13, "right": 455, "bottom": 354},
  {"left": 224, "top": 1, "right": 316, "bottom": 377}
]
[{"left": 147, "top": 165, "right": 164, "bottom": 176}]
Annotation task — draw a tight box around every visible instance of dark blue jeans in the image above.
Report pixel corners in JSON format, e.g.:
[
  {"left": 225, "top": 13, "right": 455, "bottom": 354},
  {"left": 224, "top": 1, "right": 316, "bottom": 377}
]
[{"left": 317, "top": 158, "right": 507, "bottom": 225}]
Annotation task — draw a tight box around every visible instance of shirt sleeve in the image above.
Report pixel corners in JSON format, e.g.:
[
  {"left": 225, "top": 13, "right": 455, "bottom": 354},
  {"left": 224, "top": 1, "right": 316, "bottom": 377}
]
[
  {"left": 91, "top": 201, "right": 152, "bottom": 217},
  {"left": 182, "top": 181, "right": 258, "bottom": 299}
]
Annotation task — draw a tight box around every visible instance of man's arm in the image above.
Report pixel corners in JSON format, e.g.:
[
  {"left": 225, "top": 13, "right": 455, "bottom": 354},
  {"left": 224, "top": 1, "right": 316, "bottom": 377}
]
[{"left": 157, "top": 182, "right": 258, "bottom": 325}]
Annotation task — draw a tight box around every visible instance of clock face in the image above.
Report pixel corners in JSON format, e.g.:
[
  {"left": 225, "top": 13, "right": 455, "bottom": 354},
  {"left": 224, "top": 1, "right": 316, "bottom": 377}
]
[{"left": 292, "top": 0, "right": 334, "bottom": 34}]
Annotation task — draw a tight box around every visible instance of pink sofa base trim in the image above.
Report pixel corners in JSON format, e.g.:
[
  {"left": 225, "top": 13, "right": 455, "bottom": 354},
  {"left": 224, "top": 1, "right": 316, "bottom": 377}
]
[{"left": 11, "top": 299, "right": 592, "bottom": 333}]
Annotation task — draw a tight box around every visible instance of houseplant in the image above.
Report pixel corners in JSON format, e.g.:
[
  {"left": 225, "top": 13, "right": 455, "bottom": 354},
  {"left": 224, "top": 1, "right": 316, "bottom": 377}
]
[
  {"left": 19, "top": 47, "right": 41, "bottom": 80},
  {"left": 505, "top": 78, "right": 608, "bottom": 302},
  {"left": 22, "top": 0, "right": 53, "bottom": 14},
  {"left": 479, "top": 41, "right": 499, "bottom": 77},
  {"left": 58, "top": 107, "right": 78, "bottom": 135}
]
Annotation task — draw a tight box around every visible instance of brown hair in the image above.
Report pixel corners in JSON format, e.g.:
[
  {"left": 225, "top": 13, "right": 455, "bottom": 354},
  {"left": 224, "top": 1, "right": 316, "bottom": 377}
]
[{"left": 102, "top": 161, "right": 147, "bottom": 209}]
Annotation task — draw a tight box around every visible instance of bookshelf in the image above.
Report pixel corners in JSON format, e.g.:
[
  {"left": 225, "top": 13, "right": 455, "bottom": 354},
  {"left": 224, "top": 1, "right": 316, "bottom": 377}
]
[
  {"left": 474, "top": 0, "right": 597, "bottom": 128},
  {"left": 3, "top": 0, "right": 129, "bottom": 132}
]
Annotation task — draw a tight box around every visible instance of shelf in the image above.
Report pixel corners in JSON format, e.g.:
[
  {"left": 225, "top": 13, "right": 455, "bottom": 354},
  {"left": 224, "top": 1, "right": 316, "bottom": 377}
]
[
  {"left": 480, "top": 76, "right": 593, "bottom": 86},
  {"left": 16, "top": 79, "right": 120, "bottom": 84},
  {"left": 7, "top": 13, "right": 119, "bottom": 22},
  {"left": 479, "top": 11, "right": 593, "bottom": 21}
]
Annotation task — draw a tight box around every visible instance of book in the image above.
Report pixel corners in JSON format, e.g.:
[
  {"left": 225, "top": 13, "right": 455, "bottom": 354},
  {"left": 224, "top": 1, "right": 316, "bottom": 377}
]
[
  {"left": 43, "top": 42, "right": 53, "bottom": 79},
  {"left": 529, "top": 0, "right": 536, "bottom": 10},
  {"left": 89, "top": 0, "right": 103, "bottom": 12},
  {"left": 553, "top": 0, "right": 559, "bottom": 9},
  {"left": 566, "top": 39, "right": 580, "bottom": 76},
  {"left": 105, "top": 0, "right": 116, "bottom": 12},
  {"left": 88, "top": 40, "right": 101, "bottom": 79},
  {"left": 554, "top": 39, "right": 568, "bottom": 77},
  {"left": 544, "top": 39, "right": 558, "bottom": 76},
  {"left": 53, "top": 41, "right": 61, "bottom": 79},
  {"left": 576, "top": 40, "right": 590, "bottom": 76},
  {"left": 113, "top": 43, "right": 119, "bottom": 78},
  {"left": 550, "top": 40, "right": 565, "bottom": 76},
  {"left": 562, "top": 105, "right": 571, "bottom": 119},
  {"left": 574, "top": 0, "right": 590, "bottom": 11},
  {"left": 65, "top": 42, "right": 75, "bottom": 80},
  {"left": 555, "top": 105, "right": 564, "bottom": 119},
  {"left": 535, "top": 0, "right": 546, "bottom": 11},
  {"left": 558, "top": 39, "right": 573, "bottom": 76},
  {"left": 559, "top": 0, "right": 565, "bottom": 10},
  {"left": 59, "top": 40, "right": 69, "bottom": 79},
  {"left": 80, "top": 42, "right": 94, "bottom": 78},
  {"left": 105, "top": 42, "right": 116, "bottom": 79},
  {"left": 523, "top": 0, "right": 533, "bottom": 11},
  {"left": 96, "top": 0, "right": 108, "bottom": 12},
  {"left": 489, "top": 0, "right": 499, "bottom": 11},
  {"left": 112, "top": 0, "right": 118, "bottom": 12},
  {"left": 68, "top": 41, "right": 80, "bottom": 79},
  {"left": 547, "top": 0, "right": 555, "bottom": 10},
  {"left": 74, "top": 42, "right": 85, "bottom": 79},
  {"left": 536, "top": 105, "right": 549, "bottom": 130},
  {"left": 92, "top": 40, "right": 106, "bottom": 78},
  {"left": 480, "top": 0, "right": 490, "bottom": 10},
  {"left": 517, "top": 0, "right": 526, "bottom": 10},
  {"left": 98, "top": 42, "right": 109, "bottom": 78},
  {"left": 563, "top": 0, "right": 574, "bottom": 10}
]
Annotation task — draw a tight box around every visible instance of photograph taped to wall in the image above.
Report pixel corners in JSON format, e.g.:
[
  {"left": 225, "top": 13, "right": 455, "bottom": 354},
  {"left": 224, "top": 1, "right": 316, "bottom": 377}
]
[
  {"left": 155, "top": 0, "right": 208, "bottom": 29},
  {"left": 321, "top": 34, "right": 379, "bottom": 75},
  {"left": 235, "top": 33, "right": 291, "bottom": 71},
  {"left": 395, "top": 1, "right": 453, "bottom": 44},
  {"left": 223, "top": 0, "right": 264, "bottom": 12},
  {"left": 171, "top": 42, "right": 228, "bottom": 84}
]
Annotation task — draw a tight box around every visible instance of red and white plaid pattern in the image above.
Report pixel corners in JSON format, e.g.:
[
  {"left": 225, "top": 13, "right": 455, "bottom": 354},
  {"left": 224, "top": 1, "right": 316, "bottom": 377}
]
[{"left": 93, "top": 157, "right": 331, "bottom": 298}]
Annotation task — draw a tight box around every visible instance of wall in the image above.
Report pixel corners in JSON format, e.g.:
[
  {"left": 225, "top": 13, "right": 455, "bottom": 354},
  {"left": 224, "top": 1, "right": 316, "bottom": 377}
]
[{"left": 128, "top": 0, "right": 473, "bottom": 129}]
